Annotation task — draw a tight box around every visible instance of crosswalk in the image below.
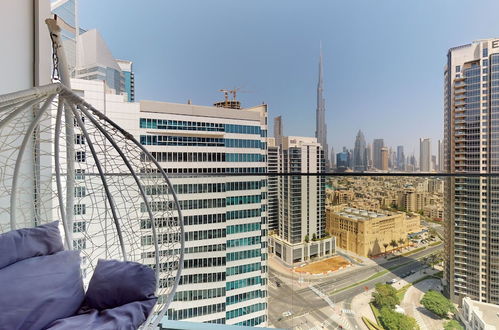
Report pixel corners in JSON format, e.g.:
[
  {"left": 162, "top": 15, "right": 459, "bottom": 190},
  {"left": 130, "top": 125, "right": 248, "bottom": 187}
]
[
  {"left": 308, "top": 285, "right": 351, "bottom": 329},
  {"left": 342, "top": 309, "right": 355, "bottom": 315}
]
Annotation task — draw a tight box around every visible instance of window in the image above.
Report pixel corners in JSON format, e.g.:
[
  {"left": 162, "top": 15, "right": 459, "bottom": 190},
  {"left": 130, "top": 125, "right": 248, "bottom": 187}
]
[
  {"left": 74, "top": 186, "right": 86, "bottom": 197},
  {"left": 73, "top": 238, "right": 86, "bottom": 250},
  {"left": 75, "top": 169, "right": 85, "bottom": 180},
  {"left": 76, "top": 151, "right": 86, "bottom": 162},
  {"left": 75, "top": 134, "right": 85, "bottom": 145},
  {"left": 73, "top": 221, "right": 86, "bottom": 233},
  {"left": 483, "top": 47, "right": 488, "bottom": 57},
  {"left": 74, "top": 204, "right": 86, "bottom": 215},
  {"left": 456, "top": 65, "right": 461, "bottom": 73}
]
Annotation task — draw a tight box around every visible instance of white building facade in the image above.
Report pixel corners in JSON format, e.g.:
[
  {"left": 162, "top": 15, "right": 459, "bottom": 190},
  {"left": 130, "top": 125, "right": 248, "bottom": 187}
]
[
  {"left": 269, "top": 136, "right": 335, "bottom": 265},
  {"left": 71, "top": 79, "right": 268, "bottom": 326}
]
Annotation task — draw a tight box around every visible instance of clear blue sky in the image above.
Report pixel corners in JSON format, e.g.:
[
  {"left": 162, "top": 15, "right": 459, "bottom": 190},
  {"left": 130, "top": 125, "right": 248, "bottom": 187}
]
[{"left": 80, "top": 0, "right": 499, "bottom": 155}]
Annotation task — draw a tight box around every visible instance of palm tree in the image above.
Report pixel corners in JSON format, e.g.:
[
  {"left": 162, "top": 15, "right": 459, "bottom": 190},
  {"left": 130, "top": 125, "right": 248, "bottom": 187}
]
[
  {"left": 383, "top": 243, "right": 389, "bottom": 254},
  {"left": 398, "top": 238, "right": 405, "bottom": 250},
  {"left": 390, "top": 240, "right": 398, "bottom": 251}
]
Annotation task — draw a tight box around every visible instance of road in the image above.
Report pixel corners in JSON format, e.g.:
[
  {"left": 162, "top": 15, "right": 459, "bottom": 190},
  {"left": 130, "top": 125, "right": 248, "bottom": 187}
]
[{"left": 268, "top": 244, "right": 443, "bottom": 329}]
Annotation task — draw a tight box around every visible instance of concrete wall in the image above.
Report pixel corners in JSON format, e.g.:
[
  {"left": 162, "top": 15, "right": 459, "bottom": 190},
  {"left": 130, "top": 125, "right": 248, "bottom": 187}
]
[
  {"left": 0, "top": 1, "right": 52, "bottom": 232},
  {"left": 0, "top": 0, "right": 51, "bottom": 94}
]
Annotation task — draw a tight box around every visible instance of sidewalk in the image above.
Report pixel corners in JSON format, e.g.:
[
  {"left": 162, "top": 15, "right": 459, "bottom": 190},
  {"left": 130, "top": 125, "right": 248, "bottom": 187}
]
[
  {"left": 400, "top": 278, "right": 443, "bottom": 330},
  {"left": 350, "top": 289, "right": 376, "bottom": 330}
]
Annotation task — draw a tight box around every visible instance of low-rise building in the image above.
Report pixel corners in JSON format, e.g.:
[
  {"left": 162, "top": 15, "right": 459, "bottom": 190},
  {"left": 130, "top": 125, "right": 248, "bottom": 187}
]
[
  {"left": 460, "top": 297, "right": 499, "bottom": 330},
  {"left": 326, "top": 206, "right": 420, "bottom": 257}
]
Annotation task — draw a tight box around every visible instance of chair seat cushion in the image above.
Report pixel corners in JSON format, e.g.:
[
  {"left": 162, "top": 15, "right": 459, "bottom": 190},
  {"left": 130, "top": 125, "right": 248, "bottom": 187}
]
[
  {"left": 82, "top": 259, "right": 157, "bottom": 311},
  {"left": 0, "top": 221, "right": 64, "bottom": 269},
  {"left": 0, "top": 250, "right": 84, "bottom": 330},
  {"left": 46, "top": 300, "right": 157, "bottom": 330}
]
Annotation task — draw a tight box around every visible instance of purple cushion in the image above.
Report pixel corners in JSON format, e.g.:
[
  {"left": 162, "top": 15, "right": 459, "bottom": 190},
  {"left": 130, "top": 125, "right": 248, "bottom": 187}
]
[
  {"left": 46, "top": 300, "right": 157, "bottom": 330},
  {"left": 0, "top": 221, "right": 64, "bottom": 269},
  {"left": 82, "top": 259, "right": 157, "bottom": 311},
  {"left": 0, "top": 250, "right": 85, "bottom": 330}
]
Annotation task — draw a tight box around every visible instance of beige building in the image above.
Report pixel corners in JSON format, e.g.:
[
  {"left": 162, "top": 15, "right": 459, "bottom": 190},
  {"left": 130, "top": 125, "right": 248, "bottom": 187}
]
[
  {"left": 380, "top": 147, "right": 389, "bottom": 170},
  {"left": 326, "top": 207, "right": 420, "bottom": 257},
  {"left": 331, "top": 189, "right": 355, "bottom": 205}
]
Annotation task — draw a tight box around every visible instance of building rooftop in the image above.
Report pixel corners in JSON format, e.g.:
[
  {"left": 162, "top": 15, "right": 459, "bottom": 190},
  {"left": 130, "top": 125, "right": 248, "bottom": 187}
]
[
  {"left": 464, "top": 297, "right": 499, "bottom": 327},
  {"left": 335, "top": 207, "right": 388, "bottom": 221}
]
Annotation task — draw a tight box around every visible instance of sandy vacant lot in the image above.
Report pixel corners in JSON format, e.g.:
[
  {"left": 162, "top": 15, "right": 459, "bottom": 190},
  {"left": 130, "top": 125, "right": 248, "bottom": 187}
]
[{"left": 295, "top": 255, "right": 350, "bottom": 274}]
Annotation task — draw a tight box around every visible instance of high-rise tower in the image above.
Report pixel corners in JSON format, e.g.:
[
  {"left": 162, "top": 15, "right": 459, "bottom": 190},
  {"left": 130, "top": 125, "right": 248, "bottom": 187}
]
[
  {"left": 373, "top": 139, "right": 385, "bottom": 170},
  {"left": 419, "top": 138, "right": 431, "bottom": 172},
  {"left": 444, "top": 39, "right": 499, "bottom": 305},
  {"left": 353, "top": 130, "right": 367, "bottom": 171},
  {"left": 315, "top": 45, "right": 329, "bottom": 170}
]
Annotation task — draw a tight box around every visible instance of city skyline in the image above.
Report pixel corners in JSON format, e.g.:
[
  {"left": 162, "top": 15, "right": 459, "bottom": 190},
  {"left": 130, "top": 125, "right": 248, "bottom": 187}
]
[{"left": 79, "top": 0, "right": 499, "bottom": 154}]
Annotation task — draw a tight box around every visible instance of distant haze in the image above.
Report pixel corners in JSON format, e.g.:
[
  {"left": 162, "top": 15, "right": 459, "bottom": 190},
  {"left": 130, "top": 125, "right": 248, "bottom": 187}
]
[{"left": 80, "top": 0, "right": 499, "bottom": 153}]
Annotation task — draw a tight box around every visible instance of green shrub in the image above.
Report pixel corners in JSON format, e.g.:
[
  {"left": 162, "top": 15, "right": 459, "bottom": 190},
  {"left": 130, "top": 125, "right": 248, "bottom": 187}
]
[
  {"left": 372, "top": 283, "right": 400, "bottom": 309},
  {"left": 420, "top": 290, "right": 455, "bottom": 318},
  {"left": 379, "top": 307, "right": 418, "bottom": 330},
  {"left": 444, "top": 319, "right": 464, "bottom": 330}
]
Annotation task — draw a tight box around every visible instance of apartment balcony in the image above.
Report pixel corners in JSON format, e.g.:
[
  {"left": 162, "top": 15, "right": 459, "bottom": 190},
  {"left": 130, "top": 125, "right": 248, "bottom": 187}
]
[{"left": 0, "top": 73, "right": 489, "bottom": 330}]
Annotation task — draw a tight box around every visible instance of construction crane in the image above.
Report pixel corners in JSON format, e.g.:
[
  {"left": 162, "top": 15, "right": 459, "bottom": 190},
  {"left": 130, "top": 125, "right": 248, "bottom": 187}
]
[
  {"left": 215, "top": 88, "right": 242, "bottom": 110},
  {"left": 229, "top": 88, "right": 240, "bottom": 101},
  {"left": 219, "top": 89, "right": 230, "bottom": 103}
]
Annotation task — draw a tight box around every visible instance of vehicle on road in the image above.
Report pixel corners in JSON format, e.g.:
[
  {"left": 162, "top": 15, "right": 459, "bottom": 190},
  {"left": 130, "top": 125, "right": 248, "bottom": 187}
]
[
  {"left": 386, "top": 278, "right": 397, "bottom": 284},
  {"left": 276, "top": 281, "right": 281, "bottom": 287},
  {"left": 282, "top": 311, "right": 292, "bottom": 317}
]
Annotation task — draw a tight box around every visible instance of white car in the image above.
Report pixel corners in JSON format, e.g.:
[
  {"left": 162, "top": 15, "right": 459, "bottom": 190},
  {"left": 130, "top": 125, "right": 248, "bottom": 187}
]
[{"left": 282, "top": 311, "right": 293, "bottom": 317}]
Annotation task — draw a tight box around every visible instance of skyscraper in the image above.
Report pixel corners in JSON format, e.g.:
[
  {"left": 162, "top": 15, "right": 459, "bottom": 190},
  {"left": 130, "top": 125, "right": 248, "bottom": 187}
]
[
  {"left": 315, "top": 45, "right": 329, "bottom": 170},
  {"left": 116, "top": 59, "right": 135, "bottom": 102},
  {"left": 269, "top": 136, "right": 334, "bottom": 264},
  {"left": 51, "top": 0, "right": 79, "bottom": 73},
  {"left": 380, "top": 147, "right": 389, "bottom": 171},
  {"left": 444, "top": 39, "right": 499, "bottom": 305},
  {"left": 330, "top": 146, "right": 336, "bottom": 170},
  {"left": 366, "top": 143, "right": 373, "bottom": 169},
  {"left": 274, "top": 116, "right": 283, "bottom": 143},
  {"left": 438, "top": 139, "right": 444, "bottom": 172},
  {"left": 71, "top": 79, "right": 269, "bottom": 325},
  {"left": 51, "top": 1, "right": 135, "bottom": 102},
  {"left": 397, "top": 145, "right": 405, "bottom": 170},
  {"left": 353, "top": 130, "right": 367, "bottom": 171},
  {"left": 419, "top": 138, "right": 431, "bottom": 172},
  {"left": 373, "top": 139, "right": 384, "bottom": 170}
]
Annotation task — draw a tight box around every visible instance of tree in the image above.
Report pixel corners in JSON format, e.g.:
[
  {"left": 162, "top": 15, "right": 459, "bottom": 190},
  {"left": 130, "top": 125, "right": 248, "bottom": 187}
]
[
  {"left": 421, "top": 290, "right": 455, "bottom": 318},
  {"left": 372, "top": 283, "right": 400, "bottom": 309},
  {"left": 398, "top": 238, "right": 405, "bottom": 248},
  {"left": 304, "top": 235, "right": 309, "bottom": 243},
  {"left": 444, "top": 320, "right": 464, "bottom": 330},
  {"left": 390, "top": 239, "right": 398, "bottom": 250},
  {"left": 383, "top": 243, "right": 389, "bottom": 253},
  {"left": 312, "top": 233, "right": 317, "bottom": 241},
  {"left": 379, "top": 307, "right": 418, "bottom": 330}
]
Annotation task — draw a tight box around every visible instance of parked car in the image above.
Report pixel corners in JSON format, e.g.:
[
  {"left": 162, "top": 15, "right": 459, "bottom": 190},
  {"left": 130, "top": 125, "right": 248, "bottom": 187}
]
[{"left": 386, "top": 278, "right": 397, "bottom": 284}]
